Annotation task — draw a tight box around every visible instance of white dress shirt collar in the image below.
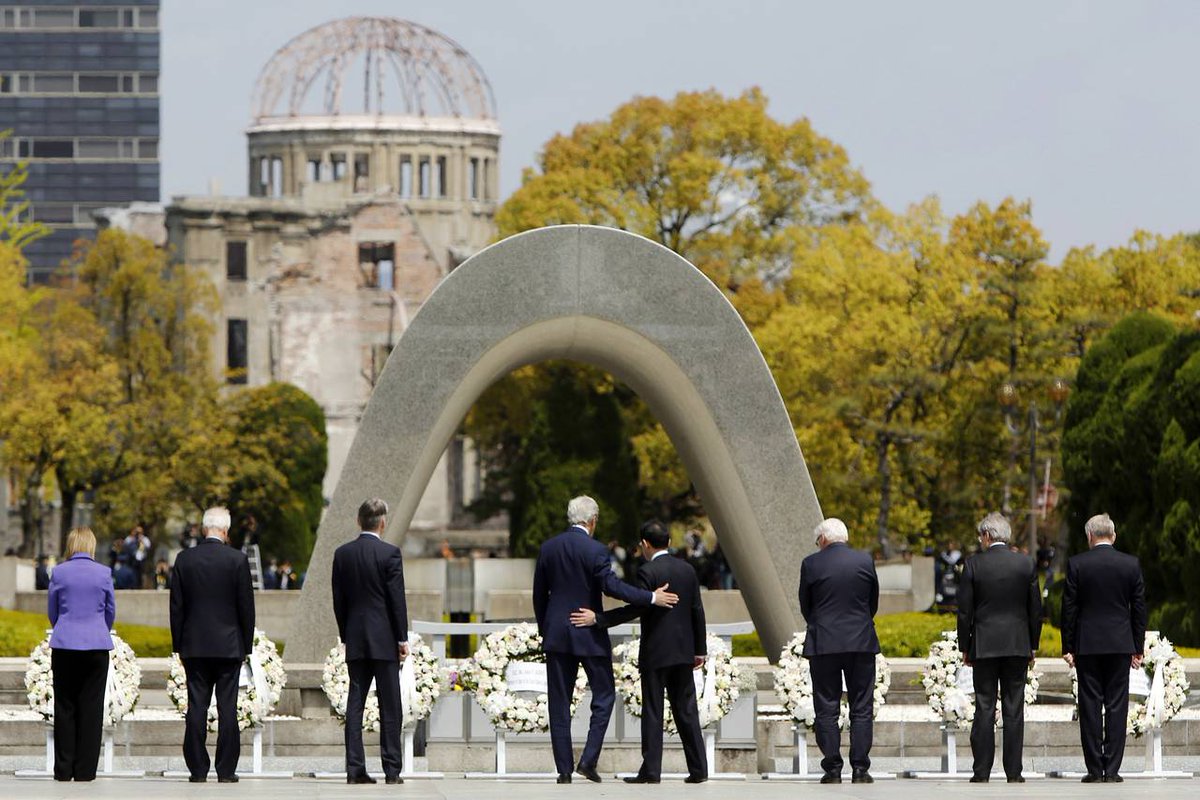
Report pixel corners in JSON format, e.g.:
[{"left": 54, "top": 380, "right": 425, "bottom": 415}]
[
  {"left": 360, "top": 531, "right": 381, "bottom": 539},
  {"left": 650, "top": 550, "right": 669, "bottom": 561}
]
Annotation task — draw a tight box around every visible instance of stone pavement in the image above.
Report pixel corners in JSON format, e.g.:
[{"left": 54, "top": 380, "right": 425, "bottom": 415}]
[{"left": 2, "top": 775, "right": 1199, "bottom": 800}]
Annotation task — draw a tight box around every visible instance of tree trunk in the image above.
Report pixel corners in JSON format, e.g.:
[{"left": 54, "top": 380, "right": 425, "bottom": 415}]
[{"left": 875, "top": 433, "right": 894, "bottom": 560}]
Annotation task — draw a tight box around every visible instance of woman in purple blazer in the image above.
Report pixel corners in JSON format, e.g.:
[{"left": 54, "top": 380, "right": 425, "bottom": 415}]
[{"left": 47, "top": 527, "right": 116, "bottom": 782}]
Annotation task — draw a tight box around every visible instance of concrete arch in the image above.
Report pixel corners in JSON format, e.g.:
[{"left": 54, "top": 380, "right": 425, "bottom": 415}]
[{"left": 286, "top": 225, "right": 822, "bottom": 663}]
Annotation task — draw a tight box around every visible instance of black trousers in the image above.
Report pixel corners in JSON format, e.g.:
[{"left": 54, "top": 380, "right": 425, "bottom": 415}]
[
  {"left": 345, "top": 659, "right": 403, "bottom": 779},
  {"left": 638, "top": 663, "right": 707, "bottom": 780},
  {"left": 546, "top": 652, "right": 615, "bottom": 776},
  {"left": 51, "top": 648, "right": 108, "bottom": 781},
  {"left": 182, "top": 657, "right": 242, "bottom": 779},
  {"left": 1076, "top": 653, "right": 1131, "bottom": 778},
  {"left": 809, "top": 652, "right": 875, "bottom": 773},
  {"left": 970, "top": 655, "right": 1028, "bottom": 779}
]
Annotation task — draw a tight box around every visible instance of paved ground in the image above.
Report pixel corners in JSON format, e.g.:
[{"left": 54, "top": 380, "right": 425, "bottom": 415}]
[{"left": 3, "top": 775, "right": 1200, "bottom": 800}]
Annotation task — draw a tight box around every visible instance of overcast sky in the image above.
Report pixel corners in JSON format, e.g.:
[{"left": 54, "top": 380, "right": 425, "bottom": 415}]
[{"left": 163, "top": 1, "right": 1200, "bottom": 261}]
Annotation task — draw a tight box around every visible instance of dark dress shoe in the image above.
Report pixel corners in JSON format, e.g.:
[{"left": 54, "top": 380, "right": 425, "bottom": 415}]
[
  {"left": 217, "top": 775, "right": 239, "bottom": 783},
  {"left": 969, "top": 775, "right": 989, "bottom": 783},
  {"left": 556, "top": 774, "right": 572, "bottom": 784},
  {"left": 1081, "top": 774, "right": 1102, "bottom": 783},
  {"left": 347, "top": 773, "right": 377, "bottom": 784},
  {"left": 385, "top": 776, "right": 404, "bottom": 784},
  {"left": 188, "top": 775, "right": 207, "bottom": 783},
  {"left": 1007, "top": 776, "right": 1025, "bottom": 783},
  {"left": 624, "top": 775, "right": 660, "bottom": 784},
  {"left": 576, "top": 764, "right": 602, "bottom": 783},
  {"left": 820, "top": 771, "right": 842, "bottom": 784},
  {"left": 684, "top": 774, "right": 708, "bottom": 784},
  {"left": 852, "top": 770, "right": 874, "bottom": 784},
  {"left": 1107, "top": 775, "right": 1123, "bottom": 783}
]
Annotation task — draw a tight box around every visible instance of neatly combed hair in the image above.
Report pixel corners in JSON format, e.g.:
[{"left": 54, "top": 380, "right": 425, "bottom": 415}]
[
  {"left": 202, "top": 507, "right": 232, "bottom": 532},
  {"left": 358, "top": 498, "right": 389, "bottom": 532},
  {"left": 64, "top": 527, "right": 96, "bottom": 558},
  {"left": 567, "top": 495, "right": 600, "bottom": 526},
  {"left": 640, "top": 520, "right": 670, "bottom": 549},
  {"left": 814, "top": 517, "right": 849, "bottom": 544},
  {"left": 1085, "top": 513, "right": 1116, "bottom": 539},
  {"left": 977, "top": 512, "right": 1012, "bottom": 543}
]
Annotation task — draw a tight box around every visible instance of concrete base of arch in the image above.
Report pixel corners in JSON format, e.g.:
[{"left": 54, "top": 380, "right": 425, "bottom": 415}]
[{"left": 285, "top": 225, "right": 822, "bottom": 664}]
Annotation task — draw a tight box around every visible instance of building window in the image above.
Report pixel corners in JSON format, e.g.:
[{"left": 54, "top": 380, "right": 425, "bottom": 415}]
[
  {"left": 29, "top": 140, "right": 73, "bottom": 159},
  {"left": 399, "top": 155, "right": 412, "bottom": 197},
  {"left": 483, "top": 158, "right": 492, "bottom": 200},
  {"left": 331, "top": 153, "right": 347, "bottom": 181},
  {"left": 436, "top": 156, "right": 448, "bottom": 198},
  {"left": 79, "top": 10, "right": 120, "bottom": 28},
  {"left": 418, "top": 157, "right": 430, "bottom": 198},
  {"left": 358, "top": 243, "right": 395, "bottom": 290},
  {"left": 227, "top": 319, "right": 248, "bottom": 385},
  {"left": 469, "top": 157, "right": 480, "bottom": 199},
  {"left": 354, "top": 153, "right": 370, "bottom": 193},
  {"left": 306, "top": 156, "right": 321, "bottom": 183},
  {"left": 226, "top": 241, "right": 248, "bottom": 282}
]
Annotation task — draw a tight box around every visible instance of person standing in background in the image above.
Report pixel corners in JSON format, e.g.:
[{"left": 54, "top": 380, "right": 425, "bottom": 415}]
[{"left": 47, "top": 527, "right": 116, "bottom": 782}]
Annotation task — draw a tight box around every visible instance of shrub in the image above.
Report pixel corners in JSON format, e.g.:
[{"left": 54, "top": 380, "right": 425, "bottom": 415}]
[{"left": 0, "top": 609, "right": 172, "bottom": 657}]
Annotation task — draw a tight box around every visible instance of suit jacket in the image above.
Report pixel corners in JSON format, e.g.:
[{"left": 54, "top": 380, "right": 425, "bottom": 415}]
[
  {"left": 1061, "top": 544, "right": 1146, "bottom": 656},
  {"left": 332, "top": 533, "right": 409, "bottom": 662},
  {"left": 598, "top": 552, "right": 707, "bottom": 669},
  {"left": 799, "top": 542, "right": 881, "bottom": 656},
  {"left": 957, "top": 543, "right": 1042, "bottom": 660},
  {"left": 48, "top": 553, "right": 115, "bottom": 651},
  {"left": 169, "top": 537, "right": 255, "bottom": 659},
  {"left": 533, "top": 526, "right": 652, "bottom": 657}
]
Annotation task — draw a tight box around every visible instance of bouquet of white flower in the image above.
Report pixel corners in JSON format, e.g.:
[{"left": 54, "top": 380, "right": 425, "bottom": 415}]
[
  {"left": 465, "top": 622, "right": 586, "bottom": 734},
  {"left": 321, "top": 632, "right": 441, "bottom": 731},
  {"left": 25, "top": 631, "right": 141, "bottom": 728},
  {"left": 614, "top": 633, "right": 747, "bottom": 733},
  {"left": 923, "top": 631, "right": 1039, "bottom": 729},
  {"left": 167, "top": 628, "right": 285, "bottom": 731},
  {"left": 1070, "top": 631, "right": 1189, "bottom": 738},
  {"left": 773, "top": 631, "right": 890, "bottom": 730}
]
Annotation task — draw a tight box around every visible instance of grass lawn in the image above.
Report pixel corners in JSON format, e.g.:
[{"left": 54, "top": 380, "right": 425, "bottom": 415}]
[
  {"left": 0, "top": 608, "right": 174, "bottom": 657},
  {"left": 733, "top": 611, "right": 1200, "bottom": 659}
]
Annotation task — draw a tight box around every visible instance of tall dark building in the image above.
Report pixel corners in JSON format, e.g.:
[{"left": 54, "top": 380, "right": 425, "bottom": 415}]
[{"left": 0, "top": 1, "right": 159, "bottom": 283}]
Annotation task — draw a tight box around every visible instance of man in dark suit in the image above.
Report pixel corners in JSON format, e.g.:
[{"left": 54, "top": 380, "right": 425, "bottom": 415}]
[
  {"left": 533, "top": 495, "right": 678, "bottom": 784},
  {"left": 331, "top": 498, "right": 409, "bottom": 785},
  {"left": 957, "top": 512, "right": 1041, "bottom": 783},
  {"left": 169, "top": 507, "right": 255, "bottom": 784},
  {"left": 799, "top": 517, "right": 881, "bottom": 784},
  {"left": 572, "top": 520, "right": 709, "bottom": 784},
  {"left": 1062, "top": 513, "right": 1146, "bottom": 783}
]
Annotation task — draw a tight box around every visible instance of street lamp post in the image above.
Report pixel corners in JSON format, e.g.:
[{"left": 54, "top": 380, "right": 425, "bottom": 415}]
[{"left": 998, "top": 379, "right": 1071, "bottom": 558}]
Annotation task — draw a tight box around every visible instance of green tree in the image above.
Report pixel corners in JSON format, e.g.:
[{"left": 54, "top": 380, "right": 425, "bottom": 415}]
[{"left": 1061, "top": 313, "right": 1200, "bottom": 645}]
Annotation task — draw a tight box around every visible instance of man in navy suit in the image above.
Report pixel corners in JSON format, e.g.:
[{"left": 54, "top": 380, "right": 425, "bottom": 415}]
[
  {"left": 799, "top": 517, "right": 881, "bottom": 784},
  {"left": 533, "top": 495, "right": 678, "bottom": 784},
  {"left": 1062, "top": 513, "right": 1147, "bottom": 783},
  {"left": 332, "top": 498, "right": 409, "bottom": 785}
]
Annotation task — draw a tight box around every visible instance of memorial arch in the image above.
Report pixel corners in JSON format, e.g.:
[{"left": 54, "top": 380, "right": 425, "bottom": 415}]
[{"left": 286, "top": 225, "right": 823, "bottom": 663}]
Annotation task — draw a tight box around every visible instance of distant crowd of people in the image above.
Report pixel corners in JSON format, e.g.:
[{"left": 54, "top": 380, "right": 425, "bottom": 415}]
[{"left": 605, "top": 529, "right": 736, "bottom": 591}]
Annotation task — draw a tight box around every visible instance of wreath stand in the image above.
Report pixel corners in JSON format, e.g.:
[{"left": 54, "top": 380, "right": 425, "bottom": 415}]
[
  {"left": 163, "top": 721, "right": 292, "bottom": 779},
  {"left": 462, "top": 728, "right": 561, "bottom": 780},
  {"left": 313, "top": 722, "right": 443, "bottom": 780},
  {"left": 763, "top": 724, "right": 895, "bottom": 780},
  {"left": 612, "top": 727, "right": 746, "bottom": 781},
  {"left": 15, "top": 725, "right": 145, "bottom": 778}
]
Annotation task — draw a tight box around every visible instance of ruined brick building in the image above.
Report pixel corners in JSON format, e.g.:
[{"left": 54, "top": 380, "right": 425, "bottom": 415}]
[{"left": 165, "top": 18, "right": 502, "bottom": 548}]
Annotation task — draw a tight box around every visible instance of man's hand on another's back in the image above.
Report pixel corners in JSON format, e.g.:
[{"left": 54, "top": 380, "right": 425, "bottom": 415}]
[
  {"left": 570, "top": 608, "right": 597, "bottom": 627},
  {"left": 653, "top": 583, "right": 678, "bottom": 607}
]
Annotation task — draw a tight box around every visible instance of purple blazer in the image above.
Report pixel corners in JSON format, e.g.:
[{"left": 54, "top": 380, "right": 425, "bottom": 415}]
[{"left": 48, "top": 553, "right": 115, "bottom": 651}]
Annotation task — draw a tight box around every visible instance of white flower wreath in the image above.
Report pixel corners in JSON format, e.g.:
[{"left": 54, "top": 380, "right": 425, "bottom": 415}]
[
  {"left": 613, "top": 632, "right": 747, "bottom": 734},
  {"left": 25, "top": 631, "right": 141, "bottom": 728},
  {"left": 460, "top": 622, "right": 587, "bottom": 734},
  {"left": 167, "top": 628, "right": 286, "bottom": 731},
  {"left": 921, "top": 631, "right": 1039, "bottom": 729},
  {"left": 1069, "top": 631, "right": 1189, "bottom": 738},
  {"left": 321, "top": 632, "right": 442, "bottom": 732},
  {"left": 773, "top": 631, "right": 890, "bottom": 730}
]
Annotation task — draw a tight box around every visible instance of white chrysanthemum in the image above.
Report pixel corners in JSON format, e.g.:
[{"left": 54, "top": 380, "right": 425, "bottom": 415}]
[
  {"left": 615, "top": 633, "right": 745, "bottom": 734},
  {"left": 773, "top": 631, "right": 890, "bottom": 731},
  {"left": 25, "top": 631, "right": 141, "bottom": 727},
  {"left": 167, "top": 628, "right": 285, "bottom": 731}
]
